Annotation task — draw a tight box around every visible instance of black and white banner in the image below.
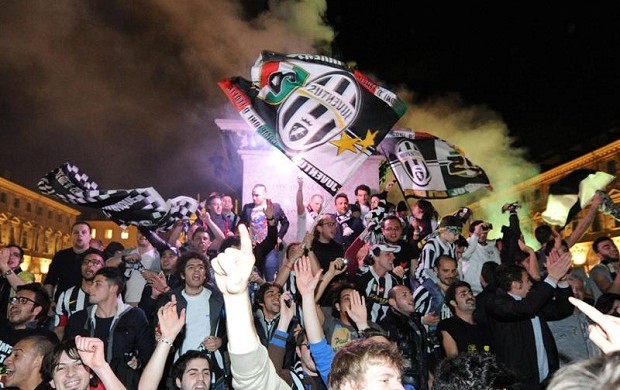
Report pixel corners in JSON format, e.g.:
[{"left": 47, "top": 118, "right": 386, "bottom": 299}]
[{"left": 38, "top": 162, "right": 198, "bottom": 231}]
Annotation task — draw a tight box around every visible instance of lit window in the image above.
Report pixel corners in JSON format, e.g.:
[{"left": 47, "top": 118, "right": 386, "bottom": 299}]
[
  {"left": 120, "top": 230, "right": 129, "bottom": 240},
  {"left": 105, "top": 229, "right": 113, "bottom": 239},
  {"left": 91, "top": 229, "right": 97, "bottom": 239}
]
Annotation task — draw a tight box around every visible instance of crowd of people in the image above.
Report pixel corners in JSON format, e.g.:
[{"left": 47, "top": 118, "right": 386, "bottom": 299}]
[{"left": 0, "top": 179, "right": 619, "bottom": 390}]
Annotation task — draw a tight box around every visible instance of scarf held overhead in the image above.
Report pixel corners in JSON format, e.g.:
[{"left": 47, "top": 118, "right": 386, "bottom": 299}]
[{"left": 38, "top": 162, "right": 198, "bottom": 231}]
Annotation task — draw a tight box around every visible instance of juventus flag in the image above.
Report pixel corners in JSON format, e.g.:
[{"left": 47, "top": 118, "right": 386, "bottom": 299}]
[
  {"left": 378, "top": 129, "right": 491, "bottom": 199},
  {"left": 218, "top": 51, "right": 407, "bottom": 196},
  {"left": 38, "top": 162, "right": 198, "bottom": 231}
]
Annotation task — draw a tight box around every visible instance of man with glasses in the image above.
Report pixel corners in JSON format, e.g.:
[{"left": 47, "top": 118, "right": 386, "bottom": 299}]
[
  {"left": 380, "top": 215, "right": 418, "bottom": 287},
  {"left": 0, "top": 244, "right": 35, "bottom": 318},
  {"left": 53, "top": 248, "right": 105, "bottom": 339},
  {"left": 0, "top": 283, "right": 58, "bottom": 365},
  {"left": 308, "top": 213, "right": 346, "bottom": 305},
  {"left": 240, "top": 184, "right": 290, "bottom": 281}
]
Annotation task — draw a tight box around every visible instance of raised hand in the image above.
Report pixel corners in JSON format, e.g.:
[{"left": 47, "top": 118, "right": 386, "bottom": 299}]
[
  {"left": 546, "top": 247, "right": 572, "bottom": 281},
  {"left": 75, "top": 336, "right": 107, "bottom": 371},
  {"left": 294, "top": 255, "right": 322, "bottom": 297},
  {"left": 327, "top": 257, "right": 348, "bottom": 277},
  {"left": 344, "top": 290, "right": 368, "bottom": 329},
  {"left": 0, "top": 248, "right": 10, "bottom": 272},
  {"left": 279, "top": 291, "right": 296, "bottom": 324},
  {"left": 211, "top": 224, "right": 255, "bottom": 295},
  {"left": 157, "top": 294, "right": 186, "bottom": 342}
]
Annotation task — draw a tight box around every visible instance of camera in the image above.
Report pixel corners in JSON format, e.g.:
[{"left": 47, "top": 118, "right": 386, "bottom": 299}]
[{"left": 482, "top": 222, "right": 493, "bottom": 231}]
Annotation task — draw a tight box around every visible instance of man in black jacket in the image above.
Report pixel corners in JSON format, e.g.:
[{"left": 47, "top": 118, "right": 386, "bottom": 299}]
[
  {"left": 64, "top": 267, "right": 154, "bottom": 388},
  {"left": 379, "top": 284, "right": 429, "bottom": 390},
  {"left": 486, "top": 249, "right": 573, "bottom": 390}
]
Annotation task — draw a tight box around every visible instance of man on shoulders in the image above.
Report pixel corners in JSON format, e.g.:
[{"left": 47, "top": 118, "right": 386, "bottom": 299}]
[
  {"left": 44, "top": 221, "right": 92, "bottom": 301},
  {"left": 53, "top": 248, "right": 105, "bottom": 339}
]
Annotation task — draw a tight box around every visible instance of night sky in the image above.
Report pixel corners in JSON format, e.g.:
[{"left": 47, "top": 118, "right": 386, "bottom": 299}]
[{"left": 1, "top": 2, "right": 619, "bottom": 211}]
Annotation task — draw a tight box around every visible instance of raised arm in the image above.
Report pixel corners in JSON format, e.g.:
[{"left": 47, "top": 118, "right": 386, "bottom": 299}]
[
  {"left": 210, "top": 224, "right": 289, "bottom": 389},
  {"left": 139, "top": 295, "right": 186, "bottom": 390},
  {"left": 75, "top": 336, "right": 126, "bottom": 390},
  {"left": 566, "top": 192, "right": 603, "bottom": 248}
]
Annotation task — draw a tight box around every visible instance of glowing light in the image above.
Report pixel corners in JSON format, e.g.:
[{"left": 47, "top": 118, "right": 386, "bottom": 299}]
[
  {"left": 120, "top": 230, "right": 129, "bottom": 240},
  {"left": 570, "top": 243, "right": 589, "bottom": 266},
  {"left": 39, "top": 258, "right": 51, "bottom": 274}
]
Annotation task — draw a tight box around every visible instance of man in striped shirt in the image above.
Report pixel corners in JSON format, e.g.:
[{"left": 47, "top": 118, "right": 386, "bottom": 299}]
[
  {"left": 355, "top": 243, "right": 404, "bottom": 323},
  {"left": 413, "top": 215, "right": 463, "bottom": 286},
  {"left": 53, "top": 248, "right": 105, "bottom": 339}
]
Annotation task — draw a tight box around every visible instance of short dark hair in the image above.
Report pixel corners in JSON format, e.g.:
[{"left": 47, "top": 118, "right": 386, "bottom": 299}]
[
  {"left": 42, "top": 338, "right": 99, "bottom": 386},
  {"left": 81, "top": 247, "right": 106, "bottom": 262},
  {"left": 192, "top": 226, "right": 210, "bottom": 241},
  {"left": 334, "top": 193, "right": 349, "bottom": 203},
  {"left": 172, "top": 350, "right": 212, "bottom": 387},
  {"left": 207, "top": 194, "right": 221, "bottom": 205},
  {"left": 593, "top": 236, "right": 613, "bottom": 254},
  {"left": 17, "top": 334, "right": 55, "bottom": 359},
  {"left": 330, "top": 280, "right": 358, "bottom": 318},
  {"left": 94, "top": 267, "right": 126, "bottom": 297},
  {"left": 480, "top": 261, "right": 499, "bottom": 287},
  {"left": 71, "top": 221, "right": 92, "bottom": 232},
  {"left": 454, "top": 235, "right": 469, "bottom": 248},
  {"left": 381, "top": 215, "right": 403, "bottom": 229},
  {"left": 535, "top": 225, "right": 553, "bottom": 245},
  {"left": 6, "top": 244, "right": 24, "bottom": 259},
  {"left": 218, "top": 236, "right": 240, "bottom": 253},
  {"left": 433, "top": 352, "right": 518, "bottom": 390},
  {"left": 176, "top": 251, "right": 210, "bottom": 283},
  {"left": 16, "top": 283, "right": 51, "bottom": 324},
  {"left": 354, "top": 184, "right": 371, "bottom": 196},
  {"left": 253, "top": 282, "right": 283, "bottom": 310},
  {"left": 434, "top": 255, "right": 457, "bottom": 270},
  {"left": 495, "top": 264, "right": 527, "bottom": 292},
  {"left": 444, "top": 281, "right": 472, "bottom": 314}
]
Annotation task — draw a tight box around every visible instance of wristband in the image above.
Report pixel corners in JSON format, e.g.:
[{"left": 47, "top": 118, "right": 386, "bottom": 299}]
[
  {"left": 159, "top": 338, "right": 174, "bottom": 347},
  {"left": 3, "top": 269, "right": 14, "bottom": 277},
  {"left": 266, "top": 217, "right": 274, "bottom": 221}
]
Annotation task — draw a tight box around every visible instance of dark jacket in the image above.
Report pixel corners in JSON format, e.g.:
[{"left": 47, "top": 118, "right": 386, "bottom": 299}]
[
  {"left": 378, "top": 307, "right": 428, "bottom": 390},
  {"left": 486, "top": 281, "right": 573, "bottom": 389},
  {"left": 138, "top": 273, "right": 183, "bottom": 324},
  {"left": 65, "top": 302, "right": 154, "bottom": 388},
  {"left": 240, "top": 202, "right": 290, "bottom": 240}
]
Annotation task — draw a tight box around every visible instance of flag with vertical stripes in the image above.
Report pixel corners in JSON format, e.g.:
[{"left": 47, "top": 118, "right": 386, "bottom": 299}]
[{"left": 218, "top": 51, "right": 407, "bottom": 196}]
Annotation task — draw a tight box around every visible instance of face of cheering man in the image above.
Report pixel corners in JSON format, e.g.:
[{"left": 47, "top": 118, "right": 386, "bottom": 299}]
[
  {"left": 388, "top": 285, "right": 415, "bottom": 316},
  {"left": 81, "top": 253, "right": 104, "bottom": 282},
  {"left": 434, "top": 256, "right": 457, "bottom": 289},
  {"left": 88, "top": 275, "right": 117, "bottom": 305},
  {"left": 192, "top": 231, "right": 212, "bottom": 256},
  {"left": 8, "top": 290, "right": 42, "bottom": 328},
  {"left": 71, "top": 223, "right": 91, "bottom": 252},
  {"left": 335, "top": 195, "right": 350, "bottom": 216},
  {"left": 182, "top": 258, "right": 207, "bottom": 290},
  {"left": 381, "top": 218, "right": 403, "bottom": 243},
  {"left": 450, "top": 285, "right": 476, "bottom": 314},
  {"left": 176, "top": 357, "right": 211, "bottom": 390},
  {"left": 258, "top": 285, "right": 282, "bottom": 319}
]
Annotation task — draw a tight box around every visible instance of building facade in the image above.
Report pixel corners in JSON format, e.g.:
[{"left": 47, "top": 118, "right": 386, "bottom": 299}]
[{"left": 0, "top": 177, "right": 81, "bottom": 281}]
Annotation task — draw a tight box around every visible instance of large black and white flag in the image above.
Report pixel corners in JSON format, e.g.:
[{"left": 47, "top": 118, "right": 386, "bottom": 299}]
[{"left": 38, "top": 162, "right": 198, "bottom": 231}]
